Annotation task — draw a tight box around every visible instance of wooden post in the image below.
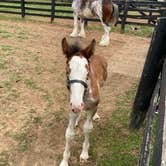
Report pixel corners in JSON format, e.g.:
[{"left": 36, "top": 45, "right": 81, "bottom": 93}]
[
  {"left": 21, "top": 0, "right": 25, "bottom": 18},
  {"left": 84, "top": 18, "right": 88, "bottom": 28},
  {"left": 148, "top": 11, "right": 152, "bottom": 25},
  {"left": 51, "top": 0, "right": 55, "bottom": 23},
  {"left": 137, "top": 82, "right": 158, "bottom": 166},
  {"left": 129, "top": 17, "right": 166, "bottom": 129},
  {"left": 120, "top": 0, "right": 129, "bottom": 33}
]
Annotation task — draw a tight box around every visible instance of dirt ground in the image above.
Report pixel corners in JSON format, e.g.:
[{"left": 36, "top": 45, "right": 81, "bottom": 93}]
[{"left": 0, "top": 18, "right": 150, "bottom": 166}]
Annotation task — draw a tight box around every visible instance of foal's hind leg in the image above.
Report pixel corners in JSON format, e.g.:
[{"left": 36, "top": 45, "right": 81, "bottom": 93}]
[
  {"left": 80, "top": 108, "right": 96, "bottom": 162},
  {"left": 70, "top": 13, "right": 79, "bottom": 37},
  {"left": 60, "top": 112, "right": 79, "bottom": 166},
  {"left": 78, "top": 18, "right": 86, "bottom": 38},
  {"left": 99, "top": 22, "right": 111, "bottom": 46}
]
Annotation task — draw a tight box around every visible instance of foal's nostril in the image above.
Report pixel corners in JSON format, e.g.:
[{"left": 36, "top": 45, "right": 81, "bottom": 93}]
[{"left": 70, "top": 103, "right": 84, "bottom": 112}]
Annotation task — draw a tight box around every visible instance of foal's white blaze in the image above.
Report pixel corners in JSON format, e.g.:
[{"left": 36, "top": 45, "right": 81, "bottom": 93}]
[{"left": 69, "top": 56, "right": 88, "bottom": 111}]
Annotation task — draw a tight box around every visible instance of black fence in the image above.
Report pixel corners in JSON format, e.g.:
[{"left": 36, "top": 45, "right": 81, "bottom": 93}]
[
  {"left": 0, "top": 0, "right": 166, "bottom": 32},
  {"left": 131, "top": 17, "right": 166, "bottom": 165}
]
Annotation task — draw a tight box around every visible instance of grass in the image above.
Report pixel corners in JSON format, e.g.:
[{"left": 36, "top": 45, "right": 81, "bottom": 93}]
[
  {"left": 0, "top": 45, "right": 16, "bottom": 56},
  {"left": 87, "top": 24, "right": 153, "bottom": 38},
  {"left": 24, "top": 78, "right": 38, "bottom": 89},
  {"left": 0, "top": 151, "right": 9, "bottom": 166}
]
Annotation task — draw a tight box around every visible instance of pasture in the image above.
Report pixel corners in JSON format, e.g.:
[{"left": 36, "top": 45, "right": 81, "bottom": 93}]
[{"left": 0, "top": 16, "right": 151, "bottom": 165}]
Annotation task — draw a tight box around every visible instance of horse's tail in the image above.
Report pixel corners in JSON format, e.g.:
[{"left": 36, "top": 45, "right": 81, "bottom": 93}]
[{"left": 111, "top": 3, "right": 119, "bottom": 26}]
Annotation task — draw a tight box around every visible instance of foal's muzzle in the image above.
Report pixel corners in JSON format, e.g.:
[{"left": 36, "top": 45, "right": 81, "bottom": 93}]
[{"left": 70, "top": 103, "right": 84, "bottom": 113}]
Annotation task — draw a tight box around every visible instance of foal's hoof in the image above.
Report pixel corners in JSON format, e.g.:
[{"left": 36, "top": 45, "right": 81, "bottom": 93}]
[
  {"left": 59, "top": 160, "right": 68, "bottom": 166},
  {"left": 70, "top": 32, "right": 78, "bottom": 37}
]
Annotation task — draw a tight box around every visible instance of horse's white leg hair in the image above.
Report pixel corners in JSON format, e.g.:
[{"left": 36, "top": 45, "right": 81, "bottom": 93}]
[
  {"left": 70, "top": 13, "right": 79, "bottom": 37},
  {"left": 60, "top": 112, "right": 79, "bottom": 166},
  {"left": 99, "top": 22, "right": 111, "bottom": 46},
  {"left": 80, "top": 110, "right": 94, "bottom": 162},
  {"left": 78, "top": 18, "right": 86, "bottom": 38}
]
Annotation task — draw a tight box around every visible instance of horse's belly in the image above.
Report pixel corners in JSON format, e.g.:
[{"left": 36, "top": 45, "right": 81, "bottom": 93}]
[{"left": 79, "top": 8, "right": 93, "bottom": 17}]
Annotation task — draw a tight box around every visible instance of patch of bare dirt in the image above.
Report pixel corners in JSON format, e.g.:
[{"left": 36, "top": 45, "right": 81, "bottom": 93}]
[{"left": 0, "top": 18, "right": 150, "bottom": 165}]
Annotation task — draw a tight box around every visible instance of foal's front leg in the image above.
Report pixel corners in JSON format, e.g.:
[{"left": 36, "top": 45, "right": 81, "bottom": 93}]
[
  {"left": 60, "top": 112, "right": 79, "bottom": 166},
  {"left": 70, "top": 13, "right": 79, "bottom": 37},
  {"left": 80, "top": 109, "right": 96, "bottom": 162}
]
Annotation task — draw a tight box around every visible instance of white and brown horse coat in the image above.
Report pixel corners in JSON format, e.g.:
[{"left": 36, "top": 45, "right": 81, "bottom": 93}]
[
  {"left": 70, "top": 0, "right": 118, "bottom": 46},
  {"left": 60, "top": 38, "right": 107, "bottom": 166}
]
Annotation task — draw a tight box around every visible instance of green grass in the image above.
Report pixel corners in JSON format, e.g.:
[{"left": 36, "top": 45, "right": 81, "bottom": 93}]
[
  {"left": 88, "top": 24, "right": 153, "bottom": 38},
  {"left": 0, "top": 151, "right": 9, "bottom": 166},
  {"left": 122, "top": 24, "right": 153, "bottom": 37},
  {"left": 0, "top": 59, "right": 7, "bottom": 69},
  {"left": 0, "top": 45, "right": 16, "bottom": 56},
  {"left": 24, "top": 78, "right": 38, "bottom": 89},
  {"left": 0, "top": 23, "right": 33, "bottom": 40}
]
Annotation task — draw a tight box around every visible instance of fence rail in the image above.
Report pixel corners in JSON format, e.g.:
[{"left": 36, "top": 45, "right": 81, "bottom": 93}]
[{"left": 0, "top": 0, "right": 166, "bottom": 31}]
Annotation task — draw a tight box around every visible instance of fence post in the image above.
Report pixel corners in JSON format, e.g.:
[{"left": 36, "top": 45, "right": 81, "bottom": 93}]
[
  {"left": 152, "top": 17, "right": 166, "bottom": 166},
  {"left": 152, "top": 58, "right": 166, "bottom": 166},
  {"left": 21, "top": 0, "right": 25, "bottom": 18},
  {"left": 51, "top": 0, "right": 55, "bottom": 23},
  {"left": 129, "top": 17, "right": 166, "bottom": 130},
  {"left": 84, "top": 18, "right": 88, "bottom": 28},
  {"left": 120, "top": 0, "right": 129, "bottom": 33},
  {"left": 137, "top": 80, "right": 159, "bottom": 166},
  {"left": 148, "top": 11, "right": 152, "bottom": 24}
]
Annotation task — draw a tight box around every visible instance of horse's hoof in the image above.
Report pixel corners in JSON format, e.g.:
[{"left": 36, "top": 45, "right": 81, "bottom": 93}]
[
  {"left": 78, "top": 33, "right": 86, "bottom": 38},
  {"left": 59, "top": 160, "right": 68, "bottom": 166},
  {"left": 70, "top": 33, "right": 78, "bottom": 37},
  {"left": 99, "top": 40, "right": 109, "bottom": 46},
  {"left": 80, "top": 152, "right": 89, "bottom": 162}
]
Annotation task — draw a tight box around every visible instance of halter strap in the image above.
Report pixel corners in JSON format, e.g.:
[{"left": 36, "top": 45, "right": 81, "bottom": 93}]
[{"left": 67, "top": 79, "right": 88, "bottom": 89}]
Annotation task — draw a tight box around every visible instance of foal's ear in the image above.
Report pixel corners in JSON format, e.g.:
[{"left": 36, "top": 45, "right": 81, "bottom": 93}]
[
  {"left": 62, "top": 37, "right": 71, "bottom": 57},
  {"left": 82, "top": 39, "right": 96, "bottom": 59}
]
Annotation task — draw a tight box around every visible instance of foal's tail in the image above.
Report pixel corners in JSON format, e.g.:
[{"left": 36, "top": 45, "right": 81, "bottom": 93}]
[{"left": 111, "top": 3, "right": 119, "bottom": 26}]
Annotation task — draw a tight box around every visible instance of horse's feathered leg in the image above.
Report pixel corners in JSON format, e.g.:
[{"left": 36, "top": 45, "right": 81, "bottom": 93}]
[
  {"left": 78, "top": 18, "right": 86, "bottom": 38},
  {"left": 99, "top": 21, "right": 110, "bottom": 46},
  {"left": 70, "top": 13, "right": 79, "bottom": 37}
]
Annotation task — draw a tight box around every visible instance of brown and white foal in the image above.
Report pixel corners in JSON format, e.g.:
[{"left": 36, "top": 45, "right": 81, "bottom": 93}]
[{"left": 60, "top": 38, "right": 107, "bottom": 166}]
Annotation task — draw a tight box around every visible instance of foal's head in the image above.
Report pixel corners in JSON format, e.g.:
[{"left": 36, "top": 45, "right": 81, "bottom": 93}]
[{"left": 62, "top": 38, "right": 96, "bottom": 112}]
